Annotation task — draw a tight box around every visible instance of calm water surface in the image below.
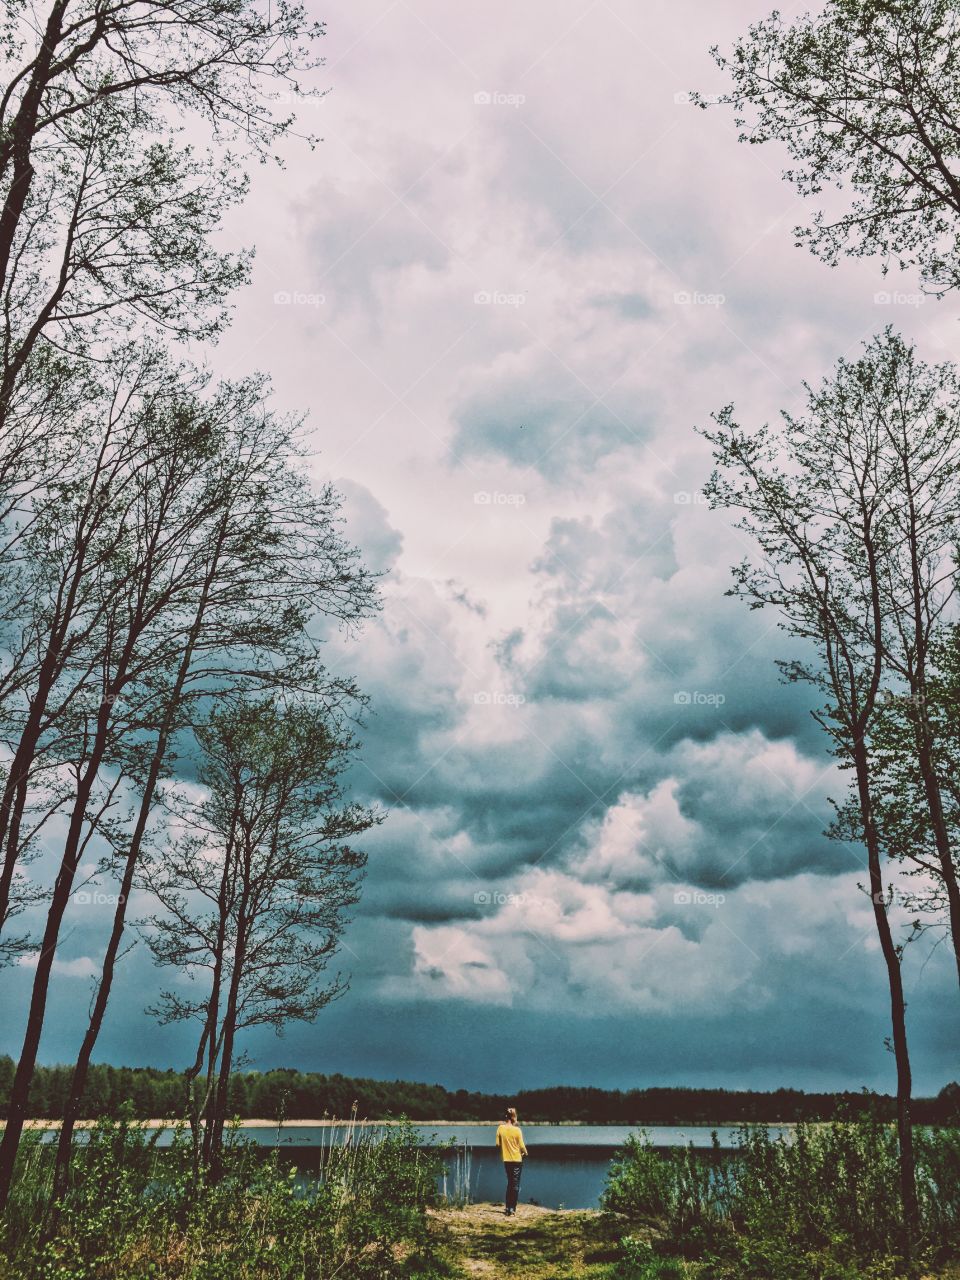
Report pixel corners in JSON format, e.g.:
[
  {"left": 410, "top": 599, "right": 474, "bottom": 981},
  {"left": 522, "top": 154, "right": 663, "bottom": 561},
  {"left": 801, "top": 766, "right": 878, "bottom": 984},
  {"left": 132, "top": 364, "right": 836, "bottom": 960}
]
[
  {"left": 255, "top": 1123, "right": 781, "bottom": 1210},
  {"left": 45, "top": 1122, "right": 780, "bottom": 1209}
]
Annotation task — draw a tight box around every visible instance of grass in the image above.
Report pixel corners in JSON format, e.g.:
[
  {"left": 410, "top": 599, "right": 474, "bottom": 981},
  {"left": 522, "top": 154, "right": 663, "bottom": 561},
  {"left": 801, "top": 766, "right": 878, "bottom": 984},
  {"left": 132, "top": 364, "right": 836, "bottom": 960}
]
[
  {"left": 1, "top": 1113, "right": 957, "bottom": 1279},
  {"left": 429, "top": 1203, "right": 625, "bottom": 1278},
  {"left": 0, "top": 1112, "right": 447, "bottom": 1279},
  {"left": 429, "top": 1205, "right": 960, "bottom": 1280},
  {"left": 602, "top": 1119, "right": 960, "bottom": 1279}
]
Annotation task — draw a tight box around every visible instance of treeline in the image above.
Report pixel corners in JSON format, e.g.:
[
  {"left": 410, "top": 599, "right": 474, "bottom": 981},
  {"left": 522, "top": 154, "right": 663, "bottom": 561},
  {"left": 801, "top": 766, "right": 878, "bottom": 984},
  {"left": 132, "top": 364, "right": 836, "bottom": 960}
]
[
  {"left": 4, "top": 1059, "right": 958, "bottom": 1126},
  {"left": 0, "top": 0, "right": 376, "bottom": 1208}
]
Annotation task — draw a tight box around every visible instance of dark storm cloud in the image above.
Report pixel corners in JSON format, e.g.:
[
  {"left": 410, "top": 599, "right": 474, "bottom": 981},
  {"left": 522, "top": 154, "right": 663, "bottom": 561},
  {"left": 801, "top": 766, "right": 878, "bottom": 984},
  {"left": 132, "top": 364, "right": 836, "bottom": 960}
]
[
  {"left": 5, "top": 0, "right": 957, "bottom": 1097},
  {"left": 451, "top": 374, "right": 652, "bottom": 479}
]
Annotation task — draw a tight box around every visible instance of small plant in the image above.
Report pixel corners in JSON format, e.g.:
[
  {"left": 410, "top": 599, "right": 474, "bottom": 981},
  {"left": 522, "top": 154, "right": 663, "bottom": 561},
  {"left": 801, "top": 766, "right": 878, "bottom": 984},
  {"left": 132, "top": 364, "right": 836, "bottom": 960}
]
[
  {"left": 0, "top": 1114, "right": 444, "bottom": 1279},
  {"left": 604, "top": 1118, "right": 960, "bottom": 1278}
]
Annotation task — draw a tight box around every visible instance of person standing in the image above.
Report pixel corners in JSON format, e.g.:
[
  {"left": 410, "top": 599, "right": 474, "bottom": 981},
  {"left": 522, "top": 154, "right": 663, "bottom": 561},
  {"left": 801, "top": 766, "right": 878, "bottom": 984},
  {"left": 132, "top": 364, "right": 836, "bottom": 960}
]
[{"left": 495, "top": 1106, "right": 528, "bottom": 1216}]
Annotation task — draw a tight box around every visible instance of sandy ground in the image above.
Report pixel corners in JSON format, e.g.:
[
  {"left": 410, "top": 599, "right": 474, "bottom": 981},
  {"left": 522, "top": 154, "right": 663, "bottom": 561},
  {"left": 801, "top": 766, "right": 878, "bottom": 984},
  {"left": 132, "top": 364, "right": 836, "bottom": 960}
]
[{"left": 429, "top": 1202, "right": 622, "bottom": 1279}]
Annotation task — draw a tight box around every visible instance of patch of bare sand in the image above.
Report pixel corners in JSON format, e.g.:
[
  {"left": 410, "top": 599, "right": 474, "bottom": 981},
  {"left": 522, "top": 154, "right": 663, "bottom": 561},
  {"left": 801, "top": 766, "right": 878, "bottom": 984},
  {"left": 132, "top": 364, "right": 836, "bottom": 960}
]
[{"left": 430, "top": 1203, "right": 624, "bottom": 1279}]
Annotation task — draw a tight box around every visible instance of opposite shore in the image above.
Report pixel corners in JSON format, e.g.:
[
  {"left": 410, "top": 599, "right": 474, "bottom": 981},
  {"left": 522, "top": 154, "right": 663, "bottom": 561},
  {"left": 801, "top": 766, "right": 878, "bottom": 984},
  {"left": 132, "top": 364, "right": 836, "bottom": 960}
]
[{"left": 7, "top": 1117, "right": 800, "bottom": 1130}]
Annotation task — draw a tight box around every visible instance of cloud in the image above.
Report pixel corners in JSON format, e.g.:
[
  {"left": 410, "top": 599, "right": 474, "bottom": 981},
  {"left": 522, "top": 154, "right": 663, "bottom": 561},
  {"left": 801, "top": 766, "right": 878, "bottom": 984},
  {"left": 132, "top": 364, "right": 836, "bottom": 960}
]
[
  {"left": 19, "top": 953, "right": 99, "bottom": 979},
  {"left": 336, "top": 478, "right": 404, "bottom": 574},
  {"left": 3, "top": 0, "right": 957, "bottom": 1096}
]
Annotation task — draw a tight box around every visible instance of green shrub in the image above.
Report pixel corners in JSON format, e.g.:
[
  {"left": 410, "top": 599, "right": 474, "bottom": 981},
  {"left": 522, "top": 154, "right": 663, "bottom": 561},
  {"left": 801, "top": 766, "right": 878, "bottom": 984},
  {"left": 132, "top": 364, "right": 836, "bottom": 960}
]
[
  {"left": 0, "top": 1115, "right": 444, "bottom": 1279},
  {"left": 604, "top": 1135, "right": 677, "bottom": 1219},
  {"left": 614, "top": 1237, "right": 689, "bottom": 1279},
  {"left": 604, "top": 1118, "right": 960, "bottom": 1278}
]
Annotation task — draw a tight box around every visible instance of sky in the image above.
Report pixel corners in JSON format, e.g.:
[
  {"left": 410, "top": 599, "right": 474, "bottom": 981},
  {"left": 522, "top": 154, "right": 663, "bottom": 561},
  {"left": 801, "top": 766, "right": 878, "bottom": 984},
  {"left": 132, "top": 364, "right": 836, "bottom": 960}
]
[{"left": 5, "top": 0, "right": 960, "bottom": 1096}]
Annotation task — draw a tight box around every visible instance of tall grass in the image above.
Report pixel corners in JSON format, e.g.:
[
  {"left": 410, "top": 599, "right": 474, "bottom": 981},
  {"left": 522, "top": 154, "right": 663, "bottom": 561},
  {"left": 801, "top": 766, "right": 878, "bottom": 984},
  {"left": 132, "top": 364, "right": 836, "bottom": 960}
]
[
  {"left": 1, "top": 1111, "right": 448, "bottom": 1279},
  {"left": 603, "top": 1119, "right": 960, "bottom": 1278},
  {"left": 437, "top": 1141, "right": 473, "bottom": 1207}
]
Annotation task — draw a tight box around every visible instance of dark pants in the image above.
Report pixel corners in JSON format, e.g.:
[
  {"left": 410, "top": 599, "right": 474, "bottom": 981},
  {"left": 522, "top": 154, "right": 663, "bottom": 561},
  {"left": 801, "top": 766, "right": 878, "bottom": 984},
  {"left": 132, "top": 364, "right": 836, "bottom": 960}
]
[{"left": 503, "top": 1160, "right": 522, "bottom": 1210}]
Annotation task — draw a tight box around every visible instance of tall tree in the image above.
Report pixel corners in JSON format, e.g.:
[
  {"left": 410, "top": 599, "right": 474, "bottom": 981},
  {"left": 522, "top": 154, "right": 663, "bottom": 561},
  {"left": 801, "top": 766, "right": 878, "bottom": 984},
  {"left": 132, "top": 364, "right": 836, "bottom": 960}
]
[
  {"left": 0, "top": 350, "right": 374, "bottom": 1207},
  {"left": 702, "top": 333, "right": 939, "bottom": 1255},
  {"left": 141, "top": 699, "right": 374, "bottom": 1175},
  {"left": 710, "top": 0, "right": 960, "bottom": 295},
  {"left": 49, "top": 370, "right": 377, "bottom": 1194},
  {"left": 861, "top": 626, "right": 960, "bottom": 938},
  {"left": 0, "top": 0, "right": 325, "bottom": 409}
]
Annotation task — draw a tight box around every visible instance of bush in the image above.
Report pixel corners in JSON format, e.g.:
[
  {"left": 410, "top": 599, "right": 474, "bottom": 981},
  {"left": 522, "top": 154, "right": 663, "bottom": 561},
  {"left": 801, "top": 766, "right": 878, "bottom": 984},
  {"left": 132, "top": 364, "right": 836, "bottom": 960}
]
[
  {"left": 0, "top": 1114, "right": 445, "bottom": 1279},
  {"left": 614, "top": 1238, "right": 690, "bottom": 1279},
  {"left": 603, "top": 1118, "right": 960, "bottom": 1278}
]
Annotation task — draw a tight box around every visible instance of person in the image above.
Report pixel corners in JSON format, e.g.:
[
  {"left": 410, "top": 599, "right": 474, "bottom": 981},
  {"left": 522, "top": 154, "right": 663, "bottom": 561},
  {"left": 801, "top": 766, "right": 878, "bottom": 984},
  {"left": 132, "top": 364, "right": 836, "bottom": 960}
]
[{"left": 495, "top": 1106, "right": 528, "bottom": 1216}]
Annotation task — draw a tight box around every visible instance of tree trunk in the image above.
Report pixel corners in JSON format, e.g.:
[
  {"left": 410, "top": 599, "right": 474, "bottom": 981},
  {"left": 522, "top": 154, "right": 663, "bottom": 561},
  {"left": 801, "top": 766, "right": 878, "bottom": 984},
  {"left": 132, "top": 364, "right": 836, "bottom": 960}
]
[
  {"left": 209, "top": 914, "right": 247, "bottom": 1179},
  {"left": 908, "top": 705, "right": 960, "bottom": 990},
  {"left": 0, "top": 702, "right": 114, "bottom": 1208},
  {"left": 50, "top": 543, "right": 224, "bottom": 1194},
  {"left": 853, "top": 741, "right": 919, "bottom": 1255},
  {"left": 0, "top": 0, "right": 69, "bottom": 291}
]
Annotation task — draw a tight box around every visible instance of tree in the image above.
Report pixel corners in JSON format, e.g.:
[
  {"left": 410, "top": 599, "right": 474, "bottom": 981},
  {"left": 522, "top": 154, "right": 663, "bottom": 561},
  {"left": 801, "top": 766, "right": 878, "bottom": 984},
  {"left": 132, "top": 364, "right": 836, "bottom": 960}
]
[
  {"left": 710, "top": 0, "right": 960, "bottom": 295},
  {"left": 47, "top": 364, "right": 377, "bottom": 1197},
  {"left": 861, "top": 625, "right": 960, "bottom": 939},
  {"left": 0, "top": 348, "right": 174, "bottom": 950},
  {"left": 702, "top": 332, "right": 937, "bottom": 1254},
  {"left": 0, "top": 350, "right": 233, "bottom": 1205},
  {"left": 0, "top": 0, "right": 325, "bottom": 416},
  {"left": 140, "top": 698, "right": 374, "bottom": 1174}
]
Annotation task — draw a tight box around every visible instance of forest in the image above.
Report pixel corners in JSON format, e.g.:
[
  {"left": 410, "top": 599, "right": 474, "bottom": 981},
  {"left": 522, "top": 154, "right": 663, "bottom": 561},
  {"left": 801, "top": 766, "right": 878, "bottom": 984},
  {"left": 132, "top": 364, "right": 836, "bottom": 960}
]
[{"left": 3, "top": 1058, "right": 958, "bottom": 1126}]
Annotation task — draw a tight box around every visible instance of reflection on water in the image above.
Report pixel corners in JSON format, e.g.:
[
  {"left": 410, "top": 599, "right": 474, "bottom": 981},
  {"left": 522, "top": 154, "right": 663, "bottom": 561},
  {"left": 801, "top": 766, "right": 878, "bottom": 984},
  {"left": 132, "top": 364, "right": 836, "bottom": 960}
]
[
  {"left": 270, "top": 1124, "right": 760, "bottom": 1211},
  {"left": 439, "top": 1144, "right": 624, "bottom": 1210},
  {"left": 43, "top": 1121, "right": 770, "bottom": 1210}
]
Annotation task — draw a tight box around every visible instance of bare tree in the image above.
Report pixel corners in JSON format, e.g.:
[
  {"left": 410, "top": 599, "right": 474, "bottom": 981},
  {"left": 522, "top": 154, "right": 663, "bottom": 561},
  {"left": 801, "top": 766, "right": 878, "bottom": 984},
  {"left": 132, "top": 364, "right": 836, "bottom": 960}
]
[
  {"left": 0, "top": 0, "right": 325, "bottom": 413},
  {"left": 48, "top": 371, "right": 377, "bottom": 1195},
  {"left": 141, "top": 698, "right": 374, "bottom": 1175},
  {"left": 702, "top": 332, "right": 938, "bottom": 1254},
  {"left": 709, "top": 0, "right": 960, "bottom": 296}
]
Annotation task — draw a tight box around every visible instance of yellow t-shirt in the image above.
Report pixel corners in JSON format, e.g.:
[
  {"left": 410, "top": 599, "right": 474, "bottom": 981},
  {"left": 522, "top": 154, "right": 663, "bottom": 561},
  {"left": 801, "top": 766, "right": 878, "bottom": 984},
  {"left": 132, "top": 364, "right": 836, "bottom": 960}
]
[{"left": 495, "top": 1123, "right": 527, "bottom": 1162}]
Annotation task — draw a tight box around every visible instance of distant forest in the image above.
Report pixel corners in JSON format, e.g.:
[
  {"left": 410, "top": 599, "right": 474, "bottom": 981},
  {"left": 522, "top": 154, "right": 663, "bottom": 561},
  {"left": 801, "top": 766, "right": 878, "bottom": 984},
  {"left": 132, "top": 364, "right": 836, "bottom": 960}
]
[{"left": 3, "top": 1059, "right": 958, "bottom": 1125}]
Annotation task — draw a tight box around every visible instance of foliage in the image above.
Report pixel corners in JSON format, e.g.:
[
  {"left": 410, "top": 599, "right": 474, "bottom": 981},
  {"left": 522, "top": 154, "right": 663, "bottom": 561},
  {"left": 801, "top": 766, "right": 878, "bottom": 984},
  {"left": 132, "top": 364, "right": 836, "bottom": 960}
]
[
  {"left": 712, "top": 0, "right": 960, "bottom": 296},
  {"left": 603, "top": 1119, "right": 960, "bottom": 1277},
  {"left": 0, "top": 1113, "right": 444, "bottom": 1279},
  {"left": 4, "top": 1060, "right": 959, "bottom": 1126}
]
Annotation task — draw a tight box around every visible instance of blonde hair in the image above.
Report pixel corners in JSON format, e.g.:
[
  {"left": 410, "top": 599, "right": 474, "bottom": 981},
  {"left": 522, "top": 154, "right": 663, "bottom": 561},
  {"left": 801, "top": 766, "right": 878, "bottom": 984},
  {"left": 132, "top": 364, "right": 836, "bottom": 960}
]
[{"left": 505, "top": 1106, "right": 517, "bottom": 1123}]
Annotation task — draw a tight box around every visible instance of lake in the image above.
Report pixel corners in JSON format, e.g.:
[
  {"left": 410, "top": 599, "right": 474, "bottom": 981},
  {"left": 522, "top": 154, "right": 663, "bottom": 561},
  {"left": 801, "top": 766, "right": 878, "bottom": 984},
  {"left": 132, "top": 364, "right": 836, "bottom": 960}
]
[
  {"left": 231, "top": 1122, "right": 776, "bottom": 1210},
  {"left": 36, "top": 1120, "right": 776, "bottom": 1209}
]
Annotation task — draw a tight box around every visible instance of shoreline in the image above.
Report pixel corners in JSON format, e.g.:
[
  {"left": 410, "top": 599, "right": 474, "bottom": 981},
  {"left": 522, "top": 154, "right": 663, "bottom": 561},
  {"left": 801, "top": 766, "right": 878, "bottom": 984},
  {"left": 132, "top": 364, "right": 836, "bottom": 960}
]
[{"left": 10, "top": 1117, "right": 801, "bottom": 1130}]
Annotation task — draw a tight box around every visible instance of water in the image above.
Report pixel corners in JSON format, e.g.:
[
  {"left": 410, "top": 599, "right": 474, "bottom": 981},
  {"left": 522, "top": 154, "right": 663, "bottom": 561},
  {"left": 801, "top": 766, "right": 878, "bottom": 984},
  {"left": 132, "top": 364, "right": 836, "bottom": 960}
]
[
  {"left": 42, "top": 1121, "right": 778, "bottom": 1209},
  {"left": 234, "top": 1123, "right": 774, "bottom": 1210},
  {"left": 423, "top": 1124, "right": 764, "bottom": 1210}
]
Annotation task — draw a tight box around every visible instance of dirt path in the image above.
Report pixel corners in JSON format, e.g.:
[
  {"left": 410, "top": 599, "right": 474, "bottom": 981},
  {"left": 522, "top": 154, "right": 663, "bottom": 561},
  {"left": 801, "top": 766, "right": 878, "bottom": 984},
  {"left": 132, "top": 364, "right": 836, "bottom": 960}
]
[
  {"left": 429, "top": 1203, "right": 625, "bottom": 1279},
  {"left": 429, "top": 1205, "right": 960, "bottom": 1279}
]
